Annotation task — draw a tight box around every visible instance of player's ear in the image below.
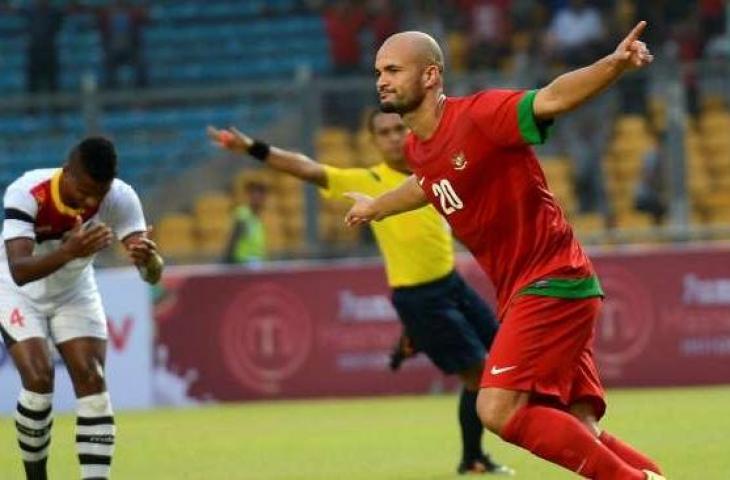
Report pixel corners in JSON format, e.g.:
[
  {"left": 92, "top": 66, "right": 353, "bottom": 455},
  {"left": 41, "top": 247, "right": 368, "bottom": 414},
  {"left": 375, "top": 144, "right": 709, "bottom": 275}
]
[{"left": 423, "top": 65, "right": 439, "bottom": 89}]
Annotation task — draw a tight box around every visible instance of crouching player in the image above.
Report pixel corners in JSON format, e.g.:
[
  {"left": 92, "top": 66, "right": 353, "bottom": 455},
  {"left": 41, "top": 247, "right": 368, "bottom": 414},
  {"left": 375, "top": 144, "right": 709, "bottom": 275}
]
[{"left": 0, "top": 137, "right": 163, "bottom": 480}]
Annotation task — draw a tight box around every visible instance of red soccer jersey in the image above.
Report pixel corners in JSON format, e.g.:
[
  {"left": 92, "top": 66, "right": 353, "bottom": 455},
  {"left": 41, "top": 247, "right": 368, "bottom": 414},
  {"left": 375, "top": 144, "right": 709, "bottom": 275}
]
[{"left": 405, "top": 89, "right": 598, "bottom": 318}]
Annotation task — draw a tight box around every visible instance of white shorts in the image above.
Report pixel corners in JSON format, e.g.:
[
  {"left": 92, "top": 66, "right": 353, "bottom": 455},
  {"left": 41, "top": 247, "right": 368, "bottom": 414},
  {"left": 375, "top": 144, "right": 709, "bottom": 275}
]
[{"left": 0, "top": 282, "right": 107, "bottom": 346}]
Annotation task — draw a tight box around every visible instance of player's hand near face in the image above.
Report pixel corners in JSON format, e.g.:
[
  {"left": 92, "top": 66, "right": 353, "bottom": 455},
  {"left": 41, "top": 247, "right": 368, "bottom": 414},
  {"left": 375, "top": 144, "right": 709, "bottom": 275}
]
[
  {"left": 61, "top": 217, "right": 114, "bottom": 259},
  {"left": 6, "top": 217, "right": 113, "bottom": 286},
  {"left": 123, "top": 228, "right": 164, "bottom": 284},
  {"left": 207, "top": 126, "right": 252, "bottom": 153}
]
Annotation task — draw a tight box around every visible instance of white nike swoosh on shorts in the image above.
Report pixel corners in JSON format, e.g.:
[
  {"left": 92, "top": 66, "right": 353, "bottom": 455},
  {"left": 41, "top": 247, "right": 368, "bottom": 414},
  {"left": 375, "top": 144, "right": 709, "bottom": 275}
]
[{"left": 490, "top": 365, "right": 518, "bottom": 375}]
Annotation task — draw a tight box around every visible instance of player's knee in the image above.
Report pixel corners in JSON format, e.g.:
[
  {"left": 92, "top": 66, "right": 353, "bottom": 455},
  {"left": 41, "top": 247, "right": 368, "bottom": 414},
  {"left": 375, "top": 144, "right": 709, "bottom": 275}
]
[
  {"left": 21, "top": 366, "right": 54, "bottom": 393},
  {"left": 72, "top": 366, "right": 106, "bottom": 395},
  {"left": 569, "top": 402, "right": 601, "bottom": 437},
  {"left": 477, "top": 388, "right": 526, "bottom": 436},
  {"left": 476, "top": 390, "right": 507, "bottom": 434}
]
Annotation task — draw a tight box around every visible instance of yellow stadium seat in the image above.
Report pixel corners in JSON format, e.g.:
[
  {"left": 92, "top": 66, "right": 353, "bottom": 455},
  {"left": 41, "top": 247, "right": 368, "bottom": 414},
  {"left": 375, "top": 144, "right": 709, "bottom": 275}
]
[
  {"left": 316, "top": 127, "right": 351, "bottom": 146},
  {"left": 699, "top": 112, "right": 730, "bottom": 134},
  {"left": 156, "top": 213, "right": 196, "bottom": 259},
  {"left": 701, "top": 95, "right": 727, "bottom": 113},
  {"left": 611, "top": 196, "right": 634, "bottom": 214},
  {"left": 614, "top": 115, "right": 648, "bottom": 136},
  {"left": 570, "top": 213, "right": 605, "bottom": 235},
  {"left": 194, "top": 192, "right": 232, "bottom": 219},
  {"left": 616, "top": 212, "right": 654, "bottom": 229}
]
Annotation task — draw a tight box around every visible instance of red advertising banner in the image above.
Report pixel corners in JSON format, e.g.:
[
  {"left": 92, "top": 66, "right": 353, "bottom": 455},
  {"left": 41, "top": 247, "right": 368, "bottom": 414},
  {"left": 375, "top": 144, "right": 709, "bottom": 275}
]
[
  {"left": 589, "top": 246, "right": 730, "bottom": 386},
  {"left": 154, "top": 247, "right": 730, "bottom": 403},
  {"left": 154, "top": 262, "right": 461, "bottom": 402}
]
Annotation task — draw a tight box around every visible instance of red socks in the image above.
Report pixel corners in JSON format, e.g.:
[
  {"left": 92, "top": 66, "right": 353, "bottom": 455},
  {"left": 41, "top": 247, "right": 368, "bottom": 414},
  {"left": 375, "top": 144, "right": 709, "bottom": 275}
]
[
  {"left": 501, "top": 405, "right": 646, "bottom": 479},
  {"left": 600, "top": 431, "right": 661, "bottom": 474}
]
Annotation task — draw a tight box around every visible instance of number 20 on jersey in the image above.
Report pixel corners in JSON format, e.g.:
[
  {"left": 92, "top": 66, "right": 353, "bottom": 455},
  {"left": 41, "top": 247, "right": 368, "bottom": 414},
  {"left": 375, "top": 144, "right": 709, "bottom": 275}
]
[{"left": 431, "top": 179, "right": 464, "bottom": 215}]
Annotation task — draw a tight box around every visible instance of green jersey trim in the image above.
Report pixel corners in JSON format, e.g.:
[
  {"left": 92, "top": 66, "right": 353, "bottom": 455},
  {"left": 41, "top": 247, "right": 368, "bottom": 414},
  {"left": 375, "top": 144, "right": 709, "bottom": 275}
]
[
  {"left": 517, "top": 89, "right": 552, "bottom": 145},
  {"left": 518, "top": 275, "right": 604, "bottom": 299}
]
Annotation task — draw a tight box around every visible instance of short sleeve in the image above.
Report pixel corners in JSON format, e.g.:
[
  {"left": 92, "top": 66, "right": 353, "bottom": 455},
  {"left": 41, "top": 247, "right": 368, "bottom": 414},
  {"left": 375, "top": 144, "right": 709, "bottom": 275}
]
[
  {"left": 320, "top": 165, "right": 379, "bottom": 199},
  {"left": 106, "top": 182, "right": 147, "bottom": 240},
  {"left": 3, "top": 184, "right": 38, "bottom": 241},
  {"left": 470, "top": 89, "right": 552, "bottom": 147}
]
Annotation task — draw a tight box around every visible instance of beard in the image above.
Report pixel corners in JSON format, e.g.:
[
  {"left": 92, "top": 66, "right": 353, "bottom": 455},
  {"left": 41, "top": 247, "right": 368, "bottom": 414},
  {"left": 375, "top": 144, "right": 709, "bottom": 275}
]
[{"left": 379, "top": 89, "right": 425, "bottom": 115}]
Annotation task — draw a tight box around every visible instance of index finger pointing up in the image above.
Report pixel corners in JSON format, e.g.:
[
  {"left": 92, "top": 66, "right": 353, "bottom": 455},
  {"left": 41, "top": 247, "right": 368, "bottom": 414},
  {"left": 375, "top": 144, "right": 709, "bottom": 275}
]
[{"left": 625, "top": 20, "right": 647, "bottom": 44}]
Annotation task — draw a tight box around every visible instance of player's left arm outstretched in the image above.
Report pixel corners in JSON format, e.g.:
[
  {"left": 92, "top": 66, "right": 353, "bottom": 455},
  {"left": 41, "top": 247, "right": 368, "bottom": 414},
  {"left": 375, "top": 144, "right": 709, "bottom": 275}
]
[
  {"left": 533, "top": 20, "right": 653, "bottom": 120},
  {"left": 344, "top": 175, "right": 428, "bottom": 226}
]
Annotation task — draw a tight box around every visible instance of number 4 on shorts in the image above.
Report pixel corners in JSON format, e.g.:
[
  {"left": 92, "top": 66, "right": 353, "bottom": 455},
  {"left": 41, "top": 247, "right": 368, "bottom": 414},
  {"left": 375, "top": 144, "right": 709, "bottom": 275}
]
[{"left": 9, "top": 308, "right": 24, "bottom": 328}]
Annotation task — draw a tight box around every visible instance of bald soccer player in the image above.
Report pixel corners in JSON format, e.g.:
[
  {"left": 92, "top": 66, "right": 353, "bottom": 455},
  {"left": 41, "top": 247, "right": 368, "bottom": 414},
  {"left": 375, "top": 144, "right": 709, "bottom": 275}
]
[
  {"left": 208, "top": 112, "right": 514, "bottom": 475},
  {"left": 344, "top": 25, "right": 665, "bottom": 480}
]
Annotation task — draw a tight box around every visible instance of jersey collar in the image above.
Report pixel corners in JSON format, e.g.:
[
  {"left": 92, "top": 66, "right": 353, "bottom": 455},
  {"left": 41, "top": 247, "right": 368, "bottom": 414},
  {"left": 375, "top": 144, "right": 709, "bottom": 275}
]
[{"left": 50, "top": 169, "right": 84, "bottom": 217}]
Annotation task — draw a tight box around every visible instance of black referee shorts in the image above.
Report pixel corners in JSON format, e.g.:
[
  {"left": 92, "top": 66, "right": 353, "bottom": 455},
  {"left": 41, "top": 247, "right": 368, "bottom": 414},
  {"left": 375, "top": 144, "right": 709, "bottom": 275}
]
[{"left": 391, "top": 270, "right": 499, "bottom": 375}]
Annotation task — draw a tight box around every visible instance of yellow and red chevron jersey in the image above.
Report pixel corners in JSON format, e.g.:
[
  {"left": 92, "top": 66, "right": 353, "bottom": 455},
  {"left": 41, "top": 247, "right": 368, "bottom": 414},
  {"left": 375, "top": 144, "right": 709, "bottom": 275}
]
[
  {"left": 19, "top": 169, "right": 102, "bottom": 243},
  {"left": 1, "top": 168, "right": 146, "bottom": 303}
]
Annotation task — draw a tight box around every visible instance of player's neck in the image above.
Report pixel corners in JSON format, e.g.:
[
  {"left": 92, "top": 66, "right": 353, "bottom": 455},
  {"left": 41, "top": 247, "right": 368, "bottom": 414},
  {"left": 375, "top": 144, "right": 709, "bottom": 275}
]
[{"left": 404, "top": 93, "right": 446, "bottom": 141}]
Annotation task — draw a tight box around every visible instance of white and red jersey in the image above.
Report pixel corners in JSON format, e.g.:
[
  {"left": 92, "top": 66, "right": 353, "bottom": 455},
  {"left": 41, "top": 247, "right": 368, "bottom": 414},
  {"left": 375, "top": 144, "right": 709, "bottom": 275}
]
[{"left": 1, "top": 168, "right": 146, "bottom": 304}]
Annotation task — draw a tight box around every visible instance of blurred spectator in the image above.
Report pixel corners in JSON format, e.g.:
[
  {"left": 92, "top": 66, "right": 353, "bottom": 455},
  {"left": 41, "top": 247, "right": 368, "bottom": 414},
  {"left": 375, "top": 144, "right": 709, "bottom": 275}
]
[
  {"left": 460, "top": 0, "right": 512, "bottom": 70},
  {"left": 403, "top": 0, "right": 448, "bottom": 50},
  {"left": 611, "top": 0, "right": 648, "bottom": 114},
  {"left": 224, "top": 180, "right": 268, "bottom": 264},
  {"left": 669, "top": 15, "right": 703, "bottom": 116},
  {"left": 546, "top": 0, "right": 606, "bottom": 67},
  {"left": 19, "top": 0, "right": 65, "bottom": 93},
  {"left": 700, "top": 0, "right": 726, "bottom": 47},
  {"left": 558, "top": 95, "right": 613, "bottom": 220},
  {"left": 634, "top": 128, "right": 667, "bottom": 225},
  {"left": 323, "top": 0, "right": 367, "bottom": 75},
  {"left": 367, "top": 0, "right": 400, "bottom": 49},
  {"left": 95, "top": 0, "right": 148, "bottom": 89}
]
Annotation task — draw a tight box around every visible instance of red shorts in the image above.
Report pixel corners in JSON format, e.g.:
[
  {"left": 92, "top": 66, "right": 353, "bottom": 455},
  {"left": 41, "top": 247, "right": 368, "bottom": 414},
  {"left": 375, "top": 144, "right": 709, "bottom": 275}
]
[{"left": 481, "top": 295, "right": 606, "bottom": 419}]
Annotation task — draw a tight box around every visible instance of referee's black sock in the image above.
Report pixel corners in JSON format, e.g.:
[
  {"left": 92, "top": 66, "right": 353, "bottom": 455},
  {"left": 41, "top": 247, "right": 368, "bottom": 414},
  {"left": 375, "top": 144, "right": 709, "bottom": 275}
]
[{"left": 458, "top": 388, "right": 485, "bottom": 463}]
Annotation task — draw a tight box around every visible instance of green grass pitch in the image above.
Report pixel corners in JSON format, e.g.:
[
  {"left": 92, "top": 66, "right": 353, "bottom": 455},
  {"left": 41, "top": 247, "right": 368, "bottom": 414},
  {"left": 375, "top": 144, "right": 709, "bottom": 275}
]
[{"left": 1, "top": 386, "right": 728, "bottom": 479}]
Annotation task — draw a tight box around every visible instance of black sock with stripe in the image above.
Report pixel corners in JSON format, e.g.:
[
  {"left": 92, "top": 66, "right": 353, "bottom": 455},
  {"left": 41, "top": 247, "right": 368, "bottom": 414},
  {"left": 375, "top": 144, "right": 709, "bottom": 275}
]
[
  {"left": 15, "top": 388, "right": 53, "bottom": 480},
  {"left": 76, "top": 392, "right": 115, "bottom": 479}
]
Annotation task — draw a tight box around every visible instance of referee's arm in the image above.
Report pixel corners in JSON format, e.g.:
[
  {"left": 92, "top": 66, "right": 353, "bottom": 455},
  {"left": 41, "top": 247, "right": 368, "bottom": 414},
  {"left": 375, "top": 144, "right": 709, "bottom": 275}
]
[{"left": 207, "top": 125, "right": 328, "bottom": 188}]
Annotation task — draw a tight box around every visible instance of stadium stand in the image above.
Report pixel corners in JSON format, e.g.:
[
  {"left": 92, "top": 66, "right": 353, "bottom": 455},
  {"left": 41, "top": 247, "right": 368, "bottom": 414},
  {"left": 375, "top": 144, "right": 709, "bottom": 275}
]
[{"left": 0, "top": 1, "right": 329, "bottom": 202}]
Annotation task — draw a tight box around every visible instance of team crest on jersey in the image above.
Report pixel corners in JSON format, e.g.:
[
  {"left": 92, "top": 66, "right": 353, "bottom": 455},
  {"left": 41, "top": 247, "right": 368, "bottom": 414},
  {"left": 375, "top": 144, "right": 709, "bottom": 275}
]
[{"left": 452, "top": 151, "right": 468, "bottom": 170}]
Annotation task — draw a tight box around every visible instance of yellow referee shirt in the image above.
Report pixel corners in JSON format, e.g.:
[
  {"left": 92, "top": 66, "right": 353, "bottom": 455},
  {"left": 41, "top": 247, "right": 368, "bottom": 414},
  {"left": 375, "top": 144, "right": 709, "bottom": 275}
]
[{"left": 321, "top": 163, "right": 454, "bottom": 288}]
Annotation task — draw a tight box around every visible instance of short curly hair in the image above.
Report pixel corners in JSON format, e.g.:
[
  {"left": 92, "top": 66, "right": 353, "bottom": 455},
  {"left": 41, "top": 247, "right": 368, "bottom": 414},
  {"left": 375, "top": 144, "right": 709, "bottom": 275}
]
[{"left": 71, "top": 136, "right": 118, "bottom": 183}]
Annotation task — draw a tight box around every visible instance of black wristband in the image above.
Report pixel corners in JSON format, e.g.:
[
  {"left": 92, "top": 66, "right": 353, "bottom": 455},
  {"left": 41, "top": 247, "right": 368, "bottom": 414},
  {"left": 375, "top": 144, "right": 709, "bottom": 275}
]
[{"left": 248, "top": 140, "right": 270, "bottom": 162}]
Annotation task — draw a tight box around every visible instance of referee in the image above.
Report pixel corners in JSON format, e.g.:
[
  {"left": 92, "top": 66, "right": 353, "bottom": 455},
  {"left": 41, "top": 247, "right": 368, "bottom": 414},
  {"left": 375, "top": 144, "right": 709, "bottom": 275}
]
[{"left": 207, "top": 112, "right": 514, "bottom": 476}]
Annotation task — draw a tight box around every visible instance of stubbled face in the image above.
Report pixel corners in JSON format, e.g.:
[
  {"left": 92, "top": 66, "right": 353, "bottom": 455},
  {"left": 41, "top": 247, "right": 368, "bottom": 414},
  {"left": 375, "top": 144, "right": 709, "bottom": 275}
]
[
  {"left": 62, "top": 166, "right": 110, "bottom": 210},
  {"left": 370, "top": 112, "right": 408, "bottom": 169},
  {"left": 375, "top": 44, "right": 428, "bottom": 115}
]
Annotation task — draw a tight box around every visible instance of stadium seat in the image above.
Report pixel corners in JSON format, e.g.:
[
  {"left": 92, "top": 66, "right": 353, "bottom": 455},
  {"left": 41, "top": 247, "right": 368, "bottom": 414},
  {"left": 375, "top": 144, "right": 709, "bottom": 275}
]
[
  {"left": 616, "top": 212, "right": 654, "bottom": 229},
  {"left": 570, "top": 213, "right": 605, "bottom": 236},
  {"left": 614, "top": 115, "right": 648, "bottom": 136},
  {"left": 157, "top": 213, "right": 197, "bottom": 259},
  {"left": 194, "top": 192, "right": 233, "bottom": 218}
]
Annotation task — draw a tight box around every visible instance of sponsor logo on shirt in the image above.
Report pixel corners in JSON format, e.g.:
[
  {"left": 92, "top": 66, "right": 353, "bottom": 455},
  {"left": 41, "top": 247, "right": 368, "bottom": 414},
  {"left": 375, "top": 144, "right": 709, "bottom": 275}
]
[{"left": 451, "top": 151, "right": 468, "bottom": 171}]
